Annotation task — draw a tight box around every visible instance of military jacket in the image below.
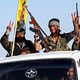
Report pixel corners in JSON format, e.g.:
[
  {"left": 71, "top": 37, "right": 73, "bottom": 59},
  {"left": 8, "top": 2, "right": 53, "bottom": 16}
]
[
  {"left": 41, "top": 32, "right": 74, "bottom": 51},
  {"left": 1, "top": 33, "right": 36, "bottom": 56},
  {"left": 72, "top": 41, "right": 80, "bottom": 50}
]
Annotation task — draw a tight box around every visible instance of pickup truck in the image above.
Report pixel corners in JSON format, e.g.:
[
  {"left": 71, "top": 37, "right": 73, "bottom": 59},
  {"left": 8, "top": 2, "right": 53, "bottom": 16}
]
[{"left": 0, "top": 51, "right": 80, "bottom": 80}]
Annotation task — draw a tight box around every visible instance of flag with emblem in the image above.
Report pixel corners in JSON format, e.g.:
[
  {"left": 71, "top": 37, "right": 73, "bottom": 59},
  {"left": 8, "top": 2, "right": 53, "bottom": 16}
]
[
  {"left": 11, "top": 0, "right": 27, "bottom": 56},
  {"left": 16, "top": 0, "right": 27, "bottom": 27}
]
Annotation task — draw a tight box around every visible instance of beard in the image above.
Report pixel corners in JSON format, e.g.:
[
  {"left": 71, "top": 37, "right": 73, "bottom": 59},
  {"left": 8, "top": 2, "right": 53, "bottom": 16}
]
[{"left": 15, "top": 37, "right": 25, "bottom": 42}]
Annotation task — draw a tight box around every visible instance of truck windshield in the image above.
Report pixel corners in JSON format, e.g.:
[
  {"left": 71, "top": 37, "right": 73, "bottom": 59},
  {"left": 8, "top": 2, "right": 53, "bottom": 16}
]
[{"left": 0, "top": 59, "right": 78, "bottom": 80}]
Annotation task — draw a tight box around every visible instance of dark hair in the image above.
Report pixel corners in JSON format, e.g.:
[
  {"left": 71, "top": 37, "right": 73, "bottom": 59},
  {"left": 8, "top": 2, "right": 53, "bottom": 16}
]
[
  {"left": 22, "top": 1, "right": 26, "bottom": 6},
  {"left": 48, "top": 18, "right": 60, "bottom": 27}
]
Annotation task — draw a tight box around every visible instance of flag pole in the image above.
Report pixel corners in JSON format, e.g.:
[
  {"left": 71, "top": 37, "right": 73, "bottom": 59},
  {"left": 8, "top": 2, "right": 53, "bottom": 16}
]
[{"left": 11, "top": 0, "right": 27, "bottom": 56}]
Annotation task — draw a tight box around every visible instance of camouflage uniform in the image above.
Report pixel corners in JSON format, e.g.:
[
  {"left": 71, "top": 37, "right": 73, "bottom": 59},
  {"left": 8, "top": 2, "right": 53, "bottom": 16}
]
[
  {"left": 1, "top": 33, "right": 37, "bottom": 56},
  {"left": 72, "top": 41, "right": 80, "bottom": 50},
  {"left": 41, "top": 32, "right": 74, "bottom": 51},
  {"left": 72, "top": 32, "right": 80, "bottom": 50}
]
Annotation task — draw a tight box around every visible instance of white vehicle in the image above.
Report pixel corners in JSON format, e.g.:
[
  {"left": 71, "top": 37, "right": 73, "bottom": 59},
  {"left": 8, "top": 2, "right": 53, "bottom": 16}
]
[{"left": 0, "top": 51, "right": 80, "bottom": 80}]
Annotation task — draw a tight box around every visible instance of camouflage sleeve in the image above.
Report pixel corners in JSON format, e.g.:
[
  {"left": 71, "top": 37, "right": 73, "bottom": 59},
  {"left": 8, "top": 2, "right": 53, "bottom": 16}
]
[
  {"left": 72, "top": 41, "right": 79, "bottom": 50},
  {"left": 1, "top": 32, "right": 12, "bottom": 53},
  {"left": 62, "top": 32, "right": 74, "bottom": 43}
]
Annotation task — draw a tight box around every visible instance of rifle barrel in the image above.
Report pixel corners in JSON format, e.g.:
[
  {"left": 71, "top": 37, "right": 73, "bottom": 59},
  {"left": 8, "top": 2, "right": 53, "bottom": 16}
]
[
  {"left": 26, "top": 7, "right": 48, "bottom": 37},
  {"left": 76, "top": 2, "right": 79, "bottom": 24}
]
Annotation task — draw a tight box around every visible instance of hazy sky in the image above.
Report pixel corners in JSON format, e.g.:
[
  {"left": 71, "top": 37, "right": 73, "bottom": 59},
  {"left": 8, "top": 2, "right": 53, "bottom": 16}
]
[{"left": 0, "top": 0, "right": 80, "bottom": 57}]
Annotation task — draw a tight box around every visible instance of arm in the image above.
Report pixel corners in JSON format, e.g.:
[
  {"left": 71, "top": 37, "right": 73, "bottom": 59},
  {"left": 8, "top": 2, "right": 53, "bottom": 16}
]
[
  {"left": 34, "top": 24, "right": 42, "bottom": 51},
  {"left": 71, "top": 12, "right": 79, "bottom": 36},
  {"left": 63, "top": 12, "right": 79, "bottom": 43},
  {"left": 72, "top": 32, "right": 80, "bottom": 50},
  {"left": 34, "top": 33, "right": 42, "bottom": 51},
  {"left": 1, "top": 21, "right": 14, "bottom": 52}
]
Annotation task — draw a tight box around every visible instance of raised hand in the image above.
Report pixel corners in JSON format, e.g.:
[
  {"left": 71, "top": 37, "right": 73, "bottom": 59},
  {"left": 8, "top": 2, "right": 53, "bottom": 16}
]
[
  {"left": 7, "top": 21, "right": 14, "bottom": 32},
  {"left": 71, "top": 12, "right": 78, "bottom": 24},
  {"left": 71, "top": 12, "right": 79, "bottom": 35}
]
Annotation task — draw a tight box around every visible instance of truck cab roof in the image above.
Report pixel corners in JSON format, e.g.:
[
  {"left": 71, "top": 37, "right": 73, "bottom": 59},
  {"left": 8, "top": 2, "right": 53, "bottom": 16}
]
[{"left": 0, "top": 51, "right": 80, "bottom": 63}]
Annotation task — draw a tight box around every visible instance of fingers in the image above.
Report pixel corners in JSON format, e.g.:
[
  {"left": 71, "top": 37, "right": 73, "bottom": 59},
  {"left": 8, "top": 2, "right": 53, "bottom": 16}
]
[
  {"left": 71, "top": 12, "right": 78, "bottom": 23},
  {"left": 9, "top": 21, "right": 14, "bottom": 27},
  {"left": 7, "top": 21, "right": 14, "bottom": 31},
  {"left": 74, "top": 36, "right": 80, "bottom": 43},
  {"left": 71, "top": 12, "right": 76, "bottom": 21}
]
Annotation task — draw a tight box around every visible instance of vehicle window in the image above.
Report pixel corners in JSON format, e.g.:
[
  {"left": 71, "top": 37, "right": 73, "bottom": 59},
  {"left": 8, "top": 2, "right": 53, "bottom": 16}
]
[{"left": 0, "top": 59, "right": 78, "bottom": 80}]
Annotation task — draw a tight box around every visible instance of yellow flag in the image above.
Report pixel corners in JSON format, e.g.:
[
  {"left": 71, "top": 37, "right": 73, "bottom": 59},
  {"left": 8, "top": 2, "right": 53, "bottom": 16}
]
[
  {"left": 11, "top": 0, "right": 27, "bottom": 56},
  {"left": 16, "top": 0, "right": 27, "bottom": 27}
]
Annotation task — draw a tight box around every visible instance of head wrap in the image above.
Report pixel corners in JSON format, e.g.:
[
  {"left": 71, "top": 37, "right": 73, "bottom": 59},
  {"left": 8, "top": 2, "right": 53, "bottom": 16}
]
[{"left": 48, "top": 18, "right": 60, "bottom": 27}]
